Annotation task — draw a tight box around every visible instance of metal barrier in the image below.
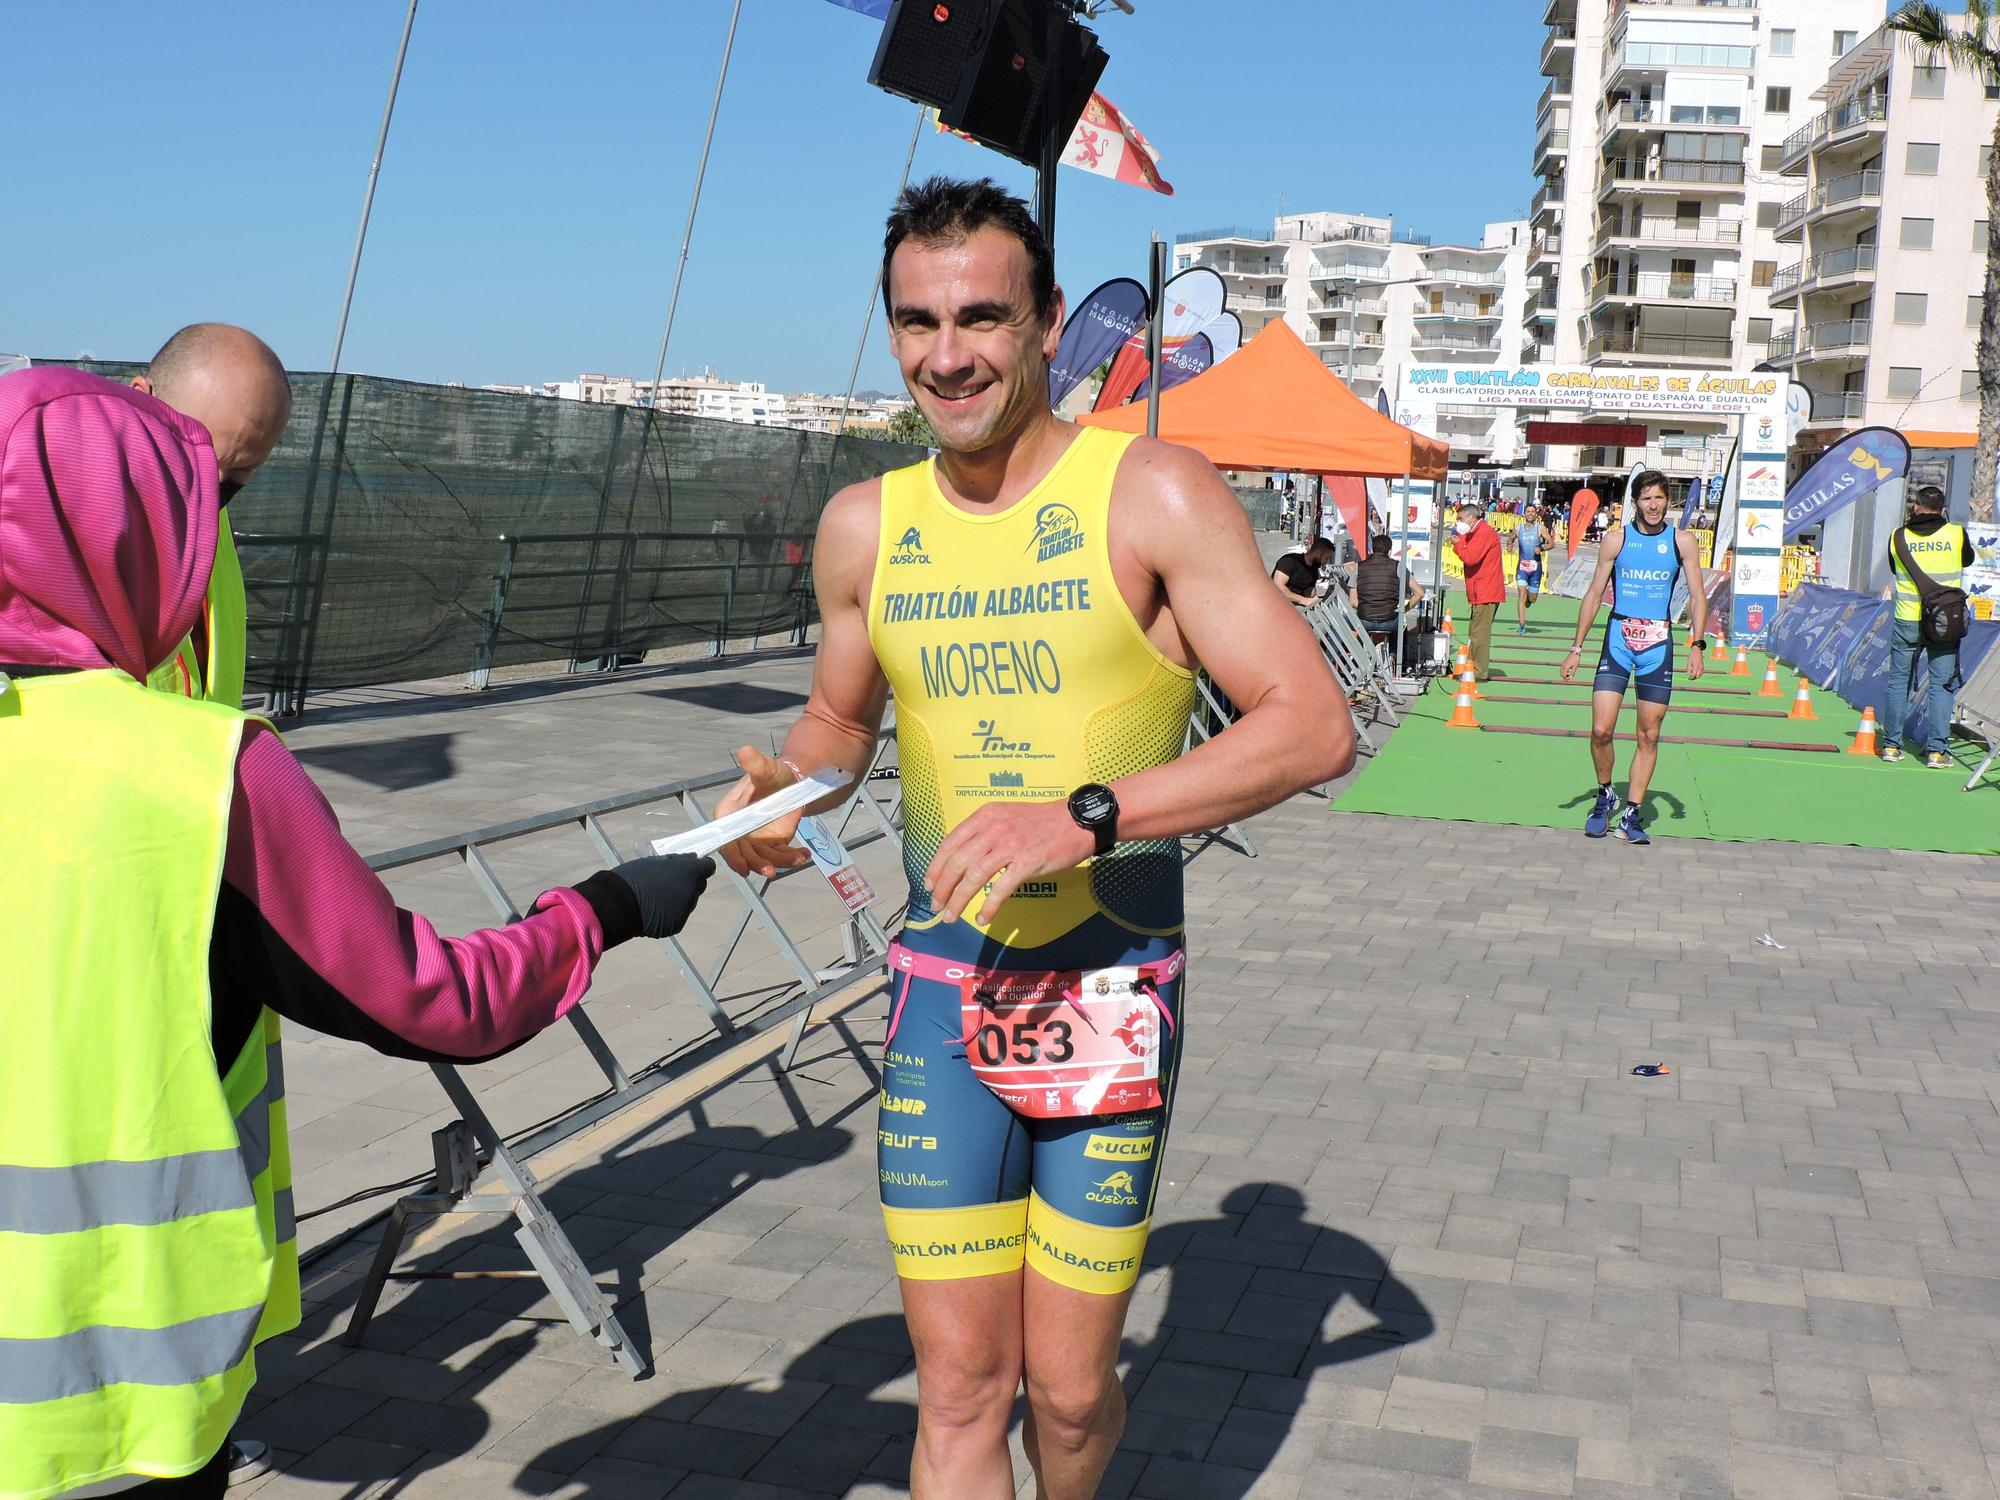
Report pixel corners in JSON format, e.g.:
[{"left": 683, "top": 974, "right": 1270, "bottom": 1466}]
[
  {"left": 1303, "top": 590, "right": 1407, "bottom": 755},
  {"left": 465, "top": 529, "right": 817, "bottom": 690},
  {"left": 1957, "top": 640, "right": 2000, "bottom": 792},
  {"left": 341, "top": 737, "right": 901, "bottom": 1375}
]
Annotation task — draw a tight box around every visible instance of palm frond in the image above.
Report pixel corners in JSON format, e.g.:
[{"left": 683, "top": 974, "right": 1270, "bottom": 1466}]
[{"left": 1888, "top": 0, "right": 2000, "bottom": 79}]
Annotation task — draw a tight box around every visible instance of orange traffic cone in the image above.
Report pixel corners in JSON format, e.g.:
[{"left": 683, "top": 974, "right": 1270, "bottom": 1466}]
[
  {"left": 1454, "top": 643, "right": 1471, "bottom": 673},
  {"left": 1459, "top": 663, "right": 1484, "bottom": 700},
  {"left": 1709, "top": 637, "right": 1729, "bottom": 667},
  {"left": 1787, "top": 679, "right": 1818, "bottom": 720},
  {"left": 1731, "top": 645, "right": 1750, "bottom": 676},
  {"left": 1446, "top": 675, "right": 1482, "bottom": 728},
  {"left": 1442, "top": 608, "right": 1455, "bottom": 638},
  {"left": 1757, "top": 660, "right": 1783, "bottom": 697},
  {"left": 1847, "top": 706, "right": 1879, "bottom": 755}
]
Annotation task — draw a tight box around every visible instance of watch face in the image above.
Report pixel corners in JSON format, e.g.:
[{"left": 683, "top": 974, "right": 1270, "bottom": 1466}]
[{"left": 1071, "top": 785, "right": 1116, "bottom": 825}]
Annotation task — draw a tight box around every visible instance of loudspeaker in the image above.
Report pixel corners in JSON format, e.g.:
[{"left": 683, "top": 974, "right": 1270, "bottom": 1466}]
[
  {"left": 868, "top": 0, "right": 992, "bottom": 111},
  {"left": 941, "top": 0, "right": 1105, "bottom": 166},
  {"left": 868, "top": 0, "right": 1108, "bottom": 170}
]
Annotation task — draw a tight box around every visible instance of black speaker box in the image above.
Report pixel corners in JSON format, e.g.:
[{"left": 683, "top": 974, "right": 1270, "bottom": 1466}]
[
  {"left": 868, "top": 0, "right": 992, "bottom": 111},
  {"left": 868, "top": 0, "right": 1107, "bottom": 169}
]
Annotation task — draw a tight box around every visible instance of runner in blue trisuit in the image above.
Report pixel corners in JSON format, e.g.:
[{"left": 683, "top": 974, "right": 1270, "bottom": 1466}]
[{"left": 1559, "top": 471, "right": 1710, "bottom": 844}]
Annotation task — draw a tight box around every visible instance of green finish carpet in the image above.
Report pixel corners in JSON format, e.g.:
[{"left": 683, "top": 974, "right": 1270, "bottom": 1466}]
[{"left": 1337, "top": 600, "right": 1999, "bottom": 854}]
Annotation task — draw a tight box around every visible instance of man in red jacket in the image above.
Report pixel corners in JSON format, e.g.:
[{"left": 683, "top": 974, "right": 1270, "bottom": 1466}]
[{"left": 1449, "top": 501, "right": 1506, "bottom": 678}]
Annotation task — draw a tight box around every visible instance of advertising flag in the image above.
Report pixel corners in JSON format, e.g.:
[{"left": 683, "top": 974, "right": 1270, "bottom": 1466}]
[
  {"left": 1365, "top": 387, "right": 1392, "bottom": 527},
  {"left": 1569, "top": 488, "right": 1599, "bottom": 559},
  {"left": 1048, "top": 278, "right": 1149, "bottom": 409},
  {"left": 1620, "top": 459, "right": 1647, "bottom": 526},
  {"left": 1780, "top": 427, "right": 1910, "bottom": 542},
  {"left": 1062, "top": 92, "right": 1174, "bottom": 196},
  {"left": 1094, "top": 267, "right": 1225, "bottom": 411},
  {"left": 1327, "top": 476, "right": 1370, "bottom": 548},
  {"left": 1133, "top": 332, "right": 1213, "bottom": 402}
]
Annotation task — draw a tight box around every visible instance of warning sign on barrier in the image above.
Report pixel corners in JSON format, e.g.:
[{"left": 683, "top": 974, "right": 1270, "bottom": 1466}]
[{"left": 796, "top": 814, "right": 876, "bottom": 913}]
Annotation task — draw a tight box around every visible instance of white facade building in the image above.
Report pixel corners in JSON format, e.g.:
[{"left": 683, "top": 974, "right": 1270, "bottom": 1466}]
[
  {"left": 1769, "top": 14, "right": 1992, "bottom": 444},
  {"left": 1174, "top": 213, "right": 1531, "bottom": 465},
  {"left": 538, "top": 371, "right": 794, "bottom": 428},
  {"left": 1526, "top": 0, "right": 1884, "bottom": 485}
]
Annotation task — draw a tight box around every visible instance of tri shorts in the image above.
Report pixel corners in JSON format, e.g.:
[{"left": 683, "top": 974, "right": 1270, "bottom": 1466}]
[
  {"left": 878, "top": 914, "right": 1183, "bottom": 1296},
  {"left": 1593, "top": 618, "right": 1674, "bottom": 705},
  {"left": 1517, "top": 559, "right": 1543, "bottom": 596}
]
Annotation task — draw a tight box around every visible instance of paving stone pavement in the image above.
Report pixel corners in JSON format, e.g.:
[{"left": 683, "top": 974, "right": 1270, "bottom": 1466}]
[{"left": 234, "top": 636, "right": 2000, "bottom": 1500}]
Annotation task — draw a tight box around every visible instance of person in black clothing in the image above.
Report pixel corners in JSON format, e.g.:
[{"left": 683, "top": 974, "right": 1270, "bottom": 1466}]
[
  {"left": 1272, "top": 535, "right": 1335, "bottom": 607},
  {"left": 1352, "top": 533, "right": 1423, "bottom": 633}
]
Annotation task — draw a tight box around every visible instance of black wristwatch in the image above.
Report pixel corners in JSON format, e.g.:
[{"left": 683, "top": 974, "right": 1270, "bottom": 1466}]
[{"left": 1067, "top": 783, "right": 1119, "bottom": 858}]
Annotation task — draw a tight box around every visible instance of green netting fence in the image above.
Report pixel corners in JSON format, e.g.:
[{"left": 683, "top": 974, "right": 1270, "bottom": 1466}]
[{"left": 51, "top": 362, "right": 925, "bottom": 712}]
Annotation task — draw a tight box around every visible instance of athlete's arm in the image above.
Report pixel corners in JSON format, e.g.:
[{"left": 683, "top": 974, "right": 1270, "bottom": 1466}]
[
  {"left": 1560, "top": 532, "right": 1624, "bottom": 684},
  {"left": 712, "top": 480, "right": 891, "bottom": 878},
  {"left": 1676, "top": 529, "right": 1709, "bottom": 680},
  {"left": 924, "top": 440, "right": 1351, "bottom": 924}
]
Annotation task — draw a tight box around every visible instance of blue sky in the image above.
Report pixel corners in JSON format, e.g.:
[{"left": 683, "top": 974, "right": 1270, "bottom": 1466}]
[{"left": 6, "top": 2, "right": 1545, "bottom": 395}]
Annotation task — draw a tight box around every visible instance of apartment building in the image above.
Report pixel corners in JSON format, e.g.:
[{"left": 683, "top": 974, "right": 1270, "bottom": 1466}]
[
  {"left": 1174, "top": 213, "right": 1530, "bottom": 465},
  {"left": 1769, "top": 15, "right": 1993, "bottom": 444},
  {"left": 539, "top": 371, "right": 794, "bottom": 427},
  {"left": 1526, "top": 0, "right": 1882, "bottom": 483}
]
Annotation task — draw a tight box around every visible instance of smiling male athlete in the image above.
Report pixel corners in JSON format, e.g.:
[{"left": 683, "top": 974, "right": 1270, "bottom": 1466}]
[
  {"left": 707, "top": 178, "right": 1351, "bottom": 1500},
  {"left": 1560, "top": 468, "right": 1708, "bottom": 843}
]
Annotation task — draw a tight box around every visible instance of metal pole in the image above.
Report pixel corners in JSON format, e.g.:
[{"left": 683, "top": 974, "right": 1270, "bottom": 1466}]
[
  {"left": 1145, "top": 236, "right": 1164, "bottom": 440},
  {"left": 1392, "top": 365, "right": 1412, "bottom": 680},
  {"left": 1034, "top": 3, "right": 1066, "bottom": 252},
  {"left": 329, "top": 0, "right": 420, "bottom": 373},
  {"left": 648, "top": 0, "right": 745, "bottom": 396},
  {"left": 1344, "top": 283, "right": 1356, "bottom": 385},
  {"left": 828, "top": 106, "right": 926, "bottom": 460}
]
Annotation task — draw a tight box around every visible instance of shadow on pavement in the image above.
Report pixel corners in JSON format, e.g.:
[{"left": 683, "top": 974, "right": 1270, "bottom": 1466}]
[{"left": 293, "top": 731, "right": 459, "bottom": 792}]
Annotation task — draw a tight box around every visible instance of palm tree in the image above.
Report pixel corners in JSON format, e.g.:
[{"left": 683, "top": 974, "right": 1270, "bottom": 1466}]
[{"left": 1888, "top": 1, "right": 1999, "bottom": 519}]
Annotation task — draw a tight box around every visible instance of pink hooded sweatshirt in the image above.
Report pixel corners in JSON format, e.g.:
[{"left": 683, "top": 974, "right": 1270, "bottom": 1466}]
[{"left": 0, "top": 367, "right": 636, "bottom": 1062}]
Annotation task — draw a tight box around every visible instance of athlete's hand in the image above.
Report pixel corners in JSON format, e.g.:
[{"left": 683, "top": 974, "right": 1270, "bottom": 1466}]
[
  {"left": 925, "top": 800, "right": 1095, "bottom": 926},
  {"left": 1686, "top": 643, "right": 1706, "bottom": 680},
  {"left": 1559, "top": 646, "right": 1582, "bottom": 684},
  {"left": 712, "top": 746, "right": 812, "bottom": 879}
]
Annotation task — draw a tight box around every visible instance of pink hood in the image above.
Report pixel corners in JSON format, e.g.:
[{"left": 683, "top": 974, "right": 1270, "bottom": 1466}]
[{"left": 0, "top": 368, "right": 218, "bottom": 679}]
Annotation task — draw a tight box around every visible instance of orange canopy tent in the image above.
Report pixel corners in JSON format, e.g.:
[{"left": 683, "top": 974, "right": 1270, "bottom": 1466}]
[{"left": 1078, "top": 318, "right": 1449, "bottom": 481}]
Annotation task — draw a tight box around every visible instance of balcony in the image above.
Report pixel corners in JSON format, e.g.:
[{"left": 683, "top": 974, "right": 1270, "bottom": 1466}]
[
  {"left": 1599, "top": 158, "right": 1746, "bottom": 197},
  {"left": 1768, "top": 329, "right": 1797, "bottom": 362},
  {"left": 1534, "top": 128, "right": 1570, "bottom": 173},
  {"left": 1593, "top": 217, "right": 1741, "bottom": 252},
  {"left": 1309, "top": 261, "right": 1390, "bottom": 282},
  {"left": 1410, "top": 332, "right": 1503, "bottom": 354},
  {"left": 1308, "top": 331, "right": 1386, "bottom": 350},
  {"left": 1587, "top": 330, "right": 1733, "bottom": 362},
  {"left": 1803, "top": 389, "right": 1867, "bottom": 426},
  {"left": 1590, "top": 272, "right": 1738, "bottom": 305},
  {"left": 1531, "top": 231, "right": 1563, "bottom": 264},
  {"left": 1775, "top": 191, "right": 1811, "bottom": 241},
  {"left": 1200, "top": 257, "right": 1286, "bottom": 279},
  {"left": 1535, "top": 76, "right": 1571, "bottom": 121},
  {"left": 1810, "top": 169, "right": 1883, "bottom": 226},
  {"left": 1785, "top": 96, "right": 1891, "bottom": 174},
  {"left": 1306, "top": 294, "right": 1387, "bottom": 315},
  {"left": 1226, "top": 290, "right": 1286, "bottom": 312},
  {"left": 1541, "top": 23, "right": 1577, "bottom": 77},
  {"left": 1532, "top": 179, "right": 1564, "bottom": 223},
  {"left": 1602, "top": 101, "right": 1748, "bottom": 138},
  {"left": 1414, "top": 301, "right": 1504, "bottom": 321},
  {"left": 1418, "top": 265, "right": 1504, "bottom": 287},
  {"left": 1174, "top": 227, "right": 1272, "bottom": 247},
  {"left": 1769, "top": 244, "right": 1877, "bottom": 307},
  {"left": 1801, "top": 318, "right": 1870, "bottom": 358}
]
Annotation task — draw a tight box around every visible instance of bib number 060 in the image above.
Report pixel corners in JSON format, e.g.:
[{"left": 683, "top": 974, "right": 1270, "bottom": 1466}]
[{"left": 973, "top": 1018, "right": 1075, "bottom": 1066}]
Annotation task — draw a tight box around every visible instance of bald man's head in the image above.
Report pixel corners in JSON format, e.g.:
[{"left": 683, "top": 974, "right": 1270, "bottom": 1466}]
[{"left": 134, "top": 324, "right": 291, "bottom": 502}]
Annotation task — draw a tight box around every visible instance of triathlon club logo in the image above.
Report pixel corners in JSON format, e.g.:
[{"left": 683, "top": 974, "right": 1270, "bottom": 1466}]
[
  {"left": 892, "top": 526, "right": 931, "bottom": 565},
  {"left": 1029, "top": 502, "right": 1085, "bottom": 563}
]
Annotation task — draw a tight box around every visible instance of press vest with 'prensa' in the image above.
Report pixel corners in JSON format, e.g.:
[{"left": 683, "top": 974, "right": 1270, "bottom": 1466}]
[
  {"left": 867, "top": 427, "right": 1196, "bottom": 950},
  {"left": 1891, "top": 522, "right": 1966, "bottom": 623},
  {"left": 0, "top": 670, "right": 299, "bottom": 1500}
]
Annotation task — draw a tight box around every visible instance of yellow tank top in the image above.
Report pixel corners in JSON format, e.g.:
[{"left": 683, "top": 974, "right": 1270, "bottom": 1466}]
[{"left": 868, "top": 427, "right": 1195, "bottom": 950}]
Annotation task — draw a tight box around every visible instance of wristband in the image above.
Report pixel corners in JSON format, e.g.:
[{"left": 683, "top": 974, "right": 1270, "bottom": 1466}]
[
  {"left": 778, "top": 757, "right": 806, "bottom": 786},
  {"left": 1565, "top": 645, "right": 1582, "bottom": 655}
]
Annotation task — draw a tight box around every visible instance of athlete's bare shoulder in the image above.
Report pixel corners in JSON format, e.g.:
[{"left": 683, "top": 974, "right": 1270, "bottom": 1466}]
[
  {"left": 814, "top": 476, "right": 883, "bottom": 606},
  {"left": 1108, "top": 434, "right": 1245, "bottom": 541}
]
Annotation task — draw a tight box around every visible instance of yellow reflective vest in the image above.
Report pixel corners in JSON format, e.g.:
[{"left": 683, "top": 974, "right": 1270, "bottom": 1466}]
[
  {"left": 148, "top": 519, "right": 247, "bottom": 705},
  {"left": 0, "top": 670, "right": 299, "bottom": 1498},
  {"left": 1890, "top": 522, "right": 1966, "bottom": 624}
]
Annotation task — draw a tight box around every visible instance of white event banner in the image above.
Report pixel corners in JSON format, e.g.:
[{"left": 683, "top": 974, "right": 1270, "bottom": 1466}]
[{"left": 1398, "top": 365, "right": 1790, "bottom": 641}]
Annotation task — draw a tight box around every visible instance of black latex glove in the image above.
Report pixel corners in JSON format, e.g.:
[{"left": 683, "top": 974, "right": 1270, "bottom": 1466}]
[{"left": 610, "top": 855, "right": 715, "bottom": 940}]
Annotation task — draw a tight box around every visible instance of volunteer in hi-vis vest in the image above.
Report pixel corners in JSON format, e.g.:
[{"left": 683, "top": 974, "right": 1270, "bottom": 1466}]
[
  {"left": 0, "top": 368, "right": 713, "bottom": 1499},
  {"left": 705, "top": 179, "right": 1352, "bottom": 1500},
  {"left": 1882, "top": 484, "right": 1971, "bottom": 764},
  {"left": 132, "top": 323, "right": 294, "bottom": 708}
]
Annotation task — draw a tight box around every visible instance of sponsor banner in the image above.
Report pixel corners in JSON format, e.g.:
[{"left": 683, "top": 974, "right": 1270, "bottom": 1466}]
[
  {"left": 1568, "top": 488, "right": 1600, "bottom": 559},
  {"left": 1739, "top": 461, "right": 1785, "bottom": 503},
  {"left": 1776, "top": 585, "right": 1998, "bottom": 747},
  {"left": 1960, "top": 523, "right": 2000, "bottom": 619},
  {"left": 1049, "top": 278, "right": 1149, "bottom": 409},
  {"left": 1133, "top": 331, "right": 1212, "bottom": 403},
  {"left": 1733, "top": 550, "right": 1782, "bottom": 596},
  {"left": 1096, "top": 267, "right": 1225, "bottom": 411},
  {"left": 1781, "top": 427, "right": 1910, "bottom": 542}
]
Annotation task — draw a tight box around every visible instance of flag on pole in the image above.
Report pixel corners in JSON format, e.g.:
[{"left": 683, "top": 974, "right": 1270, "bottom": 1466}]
[{"left": 1061, "top": 92, "right": 1174, "bottom": 196}]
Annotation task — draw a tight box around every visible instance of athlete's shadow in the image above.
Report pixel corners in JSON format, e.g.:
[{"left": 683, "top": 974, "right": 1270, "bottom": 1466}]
[
  {"left": 1556, "top": 786, "right": 1687, "bottom": 824},
  {"left": 1117, "top": 1184, "right": 1432, "bottom": 1494}
]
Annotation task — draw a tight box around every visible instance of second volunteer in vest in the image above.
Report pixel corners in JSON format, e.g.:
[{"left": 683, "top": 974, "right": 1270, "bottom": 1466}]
[
  {"left": 1882, "top": 483, "right": 1970, "bottom": 767},
  {"left": 709, "top": 178, "right": 1353, "bottom": 1500},
  {"left": 0, "top": 368, "right": 714, "bottom": 1500}
]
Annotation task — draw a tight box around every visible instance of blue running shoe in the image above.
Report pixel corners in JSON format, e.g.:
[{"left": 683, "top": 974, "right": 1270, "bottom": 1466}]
[
  {"left": 1615, "top": 806, "right": 1650, "bottom": 845},
  {"left": 1585, "top": 788, "right": 1617, "bottom": 838}
]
